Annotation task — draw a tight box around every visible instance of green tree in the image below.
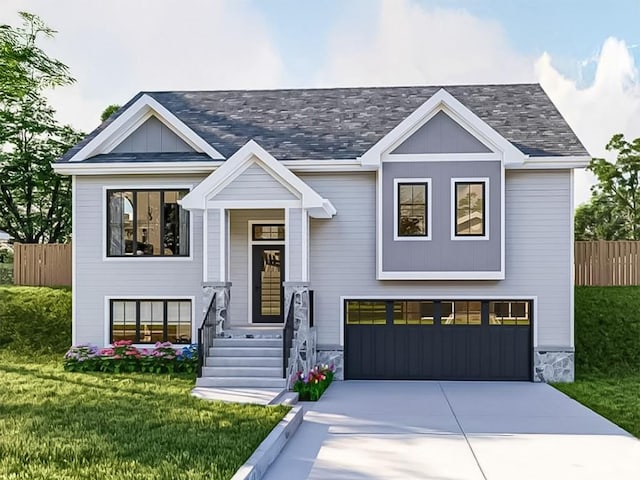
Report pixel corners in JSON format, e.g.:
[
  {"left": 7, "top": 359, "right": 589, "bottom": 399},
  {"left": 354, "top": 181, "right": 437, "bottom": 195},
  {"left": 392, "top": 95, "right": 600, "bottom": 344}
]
[
  {"left": 101, "top": 104, "right": 120, "bottom": 122},
  {"left": 576, "top": 134, "right": 640, "bottom": 240},
  {"left": 0, "top": 12, "right": 83, "bottom": 243}
]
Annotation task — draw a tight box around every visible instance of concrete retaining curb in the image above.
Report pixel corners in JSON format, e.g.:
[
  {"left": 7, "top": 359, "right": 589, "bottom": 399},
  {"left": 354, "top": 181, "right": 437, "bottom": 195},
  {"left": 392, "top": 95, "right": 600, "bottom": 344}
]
[{"left": 230, "top": 405, "right": 304, "bottom": 480}]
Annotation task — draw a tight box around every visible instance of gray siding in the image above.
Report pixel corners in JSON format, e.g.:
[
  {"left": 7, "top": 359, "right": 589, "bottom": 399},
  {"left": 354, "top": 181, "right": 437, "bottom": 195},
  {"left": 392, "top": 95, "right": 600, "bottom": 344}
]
[
  {"left": 300, "top": 171, "right": 571, "bottom": 349},
  {"left": 112, "top": 116, "right": 194, "bottom": 153},
  {"left": 391, "top": 111, "right": 491, "bottom": 154},
  {"left": 215, "top": 163, "right": 298, "bottom": 201},
  {"left": 74, "top": 174, "right": 204, "bottom": 347},
  {"left": 228, "top": 209, "right": 284, "bottom": 326},
  {"left": 382, "top": 161, "right": 501, "bottom": 273}
]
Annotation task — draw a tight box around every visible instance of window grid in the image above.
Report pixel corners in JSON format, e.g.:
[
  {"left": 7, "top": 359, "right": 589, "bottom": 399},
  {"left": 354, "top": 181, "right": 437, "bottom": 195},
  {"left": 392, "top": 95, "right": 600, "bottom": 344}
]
[
  {"left": 110, "top": 299, "right": 192, "bottom": 344},
  {"left": 489, "top": 301, "right": 530, "bottom": 325},
  {"left": 398, "top": 183, "right": 428, "bottom": 237}
]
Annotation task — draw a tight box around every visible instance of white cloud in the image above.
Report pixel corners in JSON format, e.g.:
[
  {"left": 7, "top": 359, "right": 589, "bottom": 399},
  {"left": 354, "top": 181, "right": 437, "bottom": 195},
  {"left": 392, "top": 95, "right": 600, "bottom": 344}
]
[
  {"left": 536, "top": 38, "right": 640, "bottom": 206},
  {"left": 0, "top": 1, "right": 283, "bottom": 132},
  {"left": 316, "top": 0, "right": 535, "bottom": 86}
]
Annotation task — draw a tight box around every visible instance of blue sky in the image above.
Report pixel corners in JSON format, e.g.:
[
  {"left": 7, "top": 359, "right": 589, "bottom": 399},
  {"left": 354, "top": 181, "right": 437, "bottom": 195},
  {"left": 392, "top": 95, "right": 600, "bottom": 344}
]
[{"left": 1, "top": 0, "right": 639, "bottom": 205}]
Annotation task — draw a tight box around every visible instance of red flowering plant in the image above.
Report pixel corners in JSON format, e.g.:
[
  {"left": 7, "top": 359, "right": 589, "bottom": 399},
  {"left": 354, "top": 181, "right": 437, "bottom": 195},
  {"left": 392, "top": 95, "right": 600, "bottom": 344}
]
[
  {"left": 63, "top": 341, "right": 198, "bottom": 374},
  {"left": 292, "top": 364, "right": 335, "bottom": 401}
]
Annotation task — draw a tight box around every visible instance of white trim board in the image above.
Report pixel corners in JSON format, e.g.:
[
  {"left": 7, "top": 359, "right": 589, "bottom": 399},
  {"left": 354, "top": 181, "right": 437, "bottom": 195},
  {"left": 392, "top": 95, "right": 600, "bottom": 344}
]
[{"left": 69, "top": 95, "right": 224, "bottom": 162}]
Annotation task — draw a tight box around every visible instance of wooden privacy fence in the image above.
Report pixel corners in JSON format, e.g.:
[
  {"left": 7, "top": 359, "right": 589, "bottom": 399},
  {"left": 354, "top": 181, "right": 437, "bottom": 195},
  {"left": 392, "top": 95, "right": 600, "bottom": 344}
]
[
  {"left": 13, "top": 243, "right": 72, "bottom": 287},
  {"left": 575, "top": 241, "right": 640, "bottom": 286}
]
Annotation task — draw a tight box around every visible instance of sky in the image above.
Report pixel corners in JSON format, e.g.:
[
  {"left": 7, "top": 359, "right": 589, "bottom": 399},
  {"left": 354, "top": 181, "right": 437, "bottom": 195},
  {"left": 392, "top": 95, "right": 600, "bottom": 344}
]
[{"left": 1, "top": 0, "right": 639, "bottom": 206}]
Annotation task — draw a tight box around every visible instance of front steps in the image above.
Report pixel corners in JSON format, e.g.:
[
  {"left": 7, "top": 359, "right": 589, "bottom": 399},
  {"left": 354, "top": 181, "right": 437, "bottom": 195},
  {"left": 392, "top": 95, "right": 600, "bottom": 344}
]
[{"left": 196, "top": 332, "right": 286, "bottom": 388}]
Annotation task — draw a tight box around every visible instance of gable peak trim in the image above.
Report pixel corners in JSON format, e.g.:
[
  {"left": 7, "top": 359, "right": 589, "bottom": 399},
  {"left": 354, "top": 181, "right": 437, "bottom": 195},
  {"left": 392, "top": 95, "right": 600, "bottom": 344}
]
[{"left": 67, "top": 94, "right": 224, "bottom": 162}]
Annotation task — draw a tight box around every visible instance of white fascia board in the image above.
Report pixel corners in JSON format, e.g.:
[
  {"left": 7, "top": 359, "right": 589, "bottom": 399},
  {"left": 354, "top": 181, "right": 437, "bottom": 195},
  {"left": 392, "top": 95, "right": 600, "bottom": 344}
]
[
  {"left": 510, "top": 155, "right": 591, "bottom": 170},
  {"left": 359, "top": 88, "right": 526, "bottom": 167},
  {"left": 53, "top": 161, "right": 222, "bottom": 175},
  {"left": 67, "top": 94, "right": 224, "bottom": 162},
  {"left": 377, "top": 270, "right": 505, "bottom": 280}
]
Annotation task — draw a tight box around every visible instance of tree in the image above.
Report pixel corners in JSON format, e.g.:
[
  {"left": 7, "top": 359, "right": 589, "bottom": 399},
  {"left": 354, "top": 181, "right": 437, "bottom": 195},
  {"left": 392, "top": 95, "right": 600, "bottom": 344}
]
[
  {"left": 575, "top": 134, "right": 640, "bottom": 240},
  {"left": 101, "top": 104, "right": 120, "bottom": 122},
  {"left": 0, "top": 12, "right": 83, "bottom": 243}
]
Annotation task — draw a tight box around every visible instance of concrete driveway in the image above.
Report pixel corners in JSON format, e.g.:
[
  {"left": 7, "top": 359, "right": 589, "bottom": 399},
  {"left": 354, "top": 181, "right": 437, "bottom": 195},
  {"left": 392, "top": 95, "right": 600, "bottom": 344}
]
[{"left": 263, "top": 381, "right": 640, "bottom": 480}]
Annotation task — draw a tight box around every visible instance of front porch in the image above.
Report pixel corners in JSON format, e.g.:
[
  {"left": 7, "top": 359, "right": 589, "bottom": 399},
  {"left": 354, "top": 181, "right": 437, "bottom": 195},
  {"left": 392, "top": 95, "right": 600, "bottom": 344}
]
[{"left": 179, "top": 140, "right": 336, "bottom": 388}]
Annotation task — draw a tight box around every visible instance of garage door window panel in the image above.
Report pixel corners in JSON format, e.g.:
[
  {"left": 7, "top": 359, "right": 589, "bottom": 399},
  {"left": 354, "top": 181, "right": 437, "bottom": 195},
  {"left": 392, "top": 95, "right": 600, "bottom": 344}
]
[{"left": 393, "top": 301, "right": 434, "bottom": 325}]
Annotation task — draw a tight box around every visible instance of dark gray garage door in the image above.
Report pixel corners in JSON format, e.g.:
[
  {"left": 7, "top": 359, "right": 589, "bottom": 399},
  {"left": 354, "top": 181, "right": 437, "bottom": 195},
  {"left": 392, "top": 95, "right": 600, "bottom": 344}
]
[{"left": 345, "top": 299, "right": 532, "bottom": 381}]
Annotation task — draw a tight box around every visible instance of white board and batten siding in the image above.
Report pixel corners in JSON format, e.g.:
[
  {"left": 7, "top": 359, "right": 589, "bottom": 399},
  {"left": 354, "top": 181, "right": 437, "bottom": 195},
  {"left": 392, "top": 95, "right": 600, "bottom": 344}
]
[
  {"left": 299, "top": 171, "right": 572, "bottom": 349},
  {"left": 74, "top": 174, "right": 205, "bottom": 347}
]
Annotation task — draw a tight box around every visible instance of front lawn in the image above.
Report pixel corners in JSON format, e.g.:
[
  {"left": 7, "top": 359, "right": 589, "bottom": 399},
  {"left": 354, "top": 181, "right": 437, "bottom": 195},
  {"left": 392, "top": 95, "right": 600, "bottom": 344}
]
[
  {"left": 554, "top": 374, "right": 640, "bottom": 437},
  {"left": 0, "top": 352, "right": 288, "bottom": 480}
]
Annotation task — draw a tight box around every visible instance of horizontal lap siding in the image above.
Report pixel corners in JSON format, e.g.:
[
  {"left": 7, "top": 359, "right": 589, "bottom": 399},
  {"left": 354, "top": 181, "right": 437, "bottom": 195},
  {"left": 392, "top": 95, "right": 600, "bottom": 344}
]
[
  {"left": 75, "top": 175, "right": 205, "bottom": 347},
  {"left": 300, "top": 171, "right": 571, "bottom": 348}
]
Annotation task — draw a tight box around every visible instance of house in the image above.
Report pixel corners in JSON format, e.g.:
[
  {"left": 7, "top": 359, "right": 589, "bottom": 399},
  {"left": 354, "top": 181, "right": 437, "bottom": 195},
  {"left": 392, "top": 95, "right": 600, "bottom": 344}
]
[{"left": 54, "top": 84, "right": 588, "bottom": 386}]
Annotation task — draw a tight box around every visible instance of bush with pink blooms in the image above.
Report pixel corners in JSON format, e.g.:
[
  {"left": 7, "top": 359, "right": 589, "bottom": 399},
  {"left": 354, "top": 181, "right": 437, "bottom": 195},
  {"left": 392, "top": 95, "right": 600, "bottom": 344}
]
[
  {"left": 292, "top": 364, "right": 335, "bottom": 401},
  {"left": 63, "top": 340, "right": 197, "bottom": 374}
]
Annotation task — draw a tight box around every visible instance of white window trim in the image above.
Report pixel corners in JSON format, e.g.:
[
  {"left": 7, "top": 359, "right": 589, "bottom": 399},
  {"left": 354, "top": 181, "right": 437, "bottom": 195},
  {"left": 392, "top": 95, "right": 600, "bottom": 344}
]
[
  {"left": 393, "top": 178, "right": 432, "bottom": 242},
  {"left": 103, "top": 295, "right": 196, "bottom": 349},
  {"left": 247, "top": 219, "right": 287, "bottom": 326},
  {"left": 339, "top": 295, "right": 538, "bottom": 347},
  {"left": 102, "top": 184, "right": 195, "bottom": 262},
  {"left": 450, "top": 177, "right": 490, "bottom": 241}
]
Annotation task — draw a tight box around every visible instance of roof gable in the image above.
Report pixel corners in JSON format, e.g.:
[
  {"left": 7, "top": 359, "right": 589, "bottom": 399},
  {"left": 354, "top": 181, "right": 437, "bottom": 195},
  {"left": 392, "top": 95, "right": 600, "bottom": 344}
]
[
  {"left": 112, "top": 116, "right": 195, "bottom": 154},
  {"left": 66, "top": 94, "right": 223, "bottom": 162},
  {"left": 361, "top": 88, "right": 525, "bottom": 166},
  {"left": 391, "top": 111, "right": 492, "bottom": 155}
]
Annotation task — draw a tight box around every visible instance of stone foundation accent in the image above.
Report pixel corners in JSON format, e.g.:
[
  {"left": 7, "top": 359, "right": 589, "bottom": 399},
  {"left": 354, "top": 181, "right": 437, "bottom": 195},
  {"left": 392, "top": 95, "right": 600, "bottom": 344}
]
[
  {"left": 534, "top": 350, "right": 574, "bottom": 383},
  {"left": 283, "top": 282, "right": 317, "bottom": 389},
  {"left": 202, "top": 282, "right": 231, "bottom": 336},
  {"left": 317, "top": 349, "right": 344, "bottom": 380}
]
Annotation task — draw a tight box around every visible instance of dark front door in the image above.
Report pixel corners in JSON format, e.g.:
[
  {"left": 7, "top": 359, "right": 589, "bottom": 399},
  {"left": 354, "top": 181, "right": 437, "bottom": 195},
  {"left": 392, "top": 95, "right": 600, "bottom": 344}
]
[
  {"left": 345, "top": 299, "right": 532, "bottom": 381},
  {"left": 252, "top": 245, "right": 285, "bottom": 323}
]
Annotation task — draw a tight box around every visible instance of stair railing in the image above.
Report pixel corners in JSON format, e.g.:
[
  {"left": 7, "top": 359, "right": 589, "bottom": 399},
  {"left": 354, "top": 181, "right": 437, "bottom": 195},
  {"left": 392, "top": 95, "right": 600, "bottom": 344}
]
[{"left": 197, "top": 293, "right": 217, "bottom": 378}]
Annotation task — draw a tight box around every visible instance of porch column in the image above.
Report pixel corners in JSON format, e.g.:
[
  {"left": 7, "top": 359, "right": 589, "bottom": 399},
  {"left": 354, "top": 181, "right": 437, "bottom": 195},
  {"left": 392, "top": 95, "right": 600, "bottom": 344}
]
[
  {"left": 202, "top": 208, "right": 230, "bottom": 335},
  {"left": 283, "top": 281, "right": 315, "bottom": 387},
  {"left": 284, "top": 207, "right": 309, "bottom": 282}
]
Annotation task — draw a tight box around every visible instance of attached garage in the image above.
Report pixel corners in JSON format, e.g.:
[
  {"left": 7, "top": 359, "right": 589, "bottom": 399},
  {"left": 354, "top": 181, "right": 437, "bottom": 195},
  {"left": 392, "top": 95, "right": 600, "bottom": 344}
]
[{"left": 344, "top": 299, "right": 532, "bottom": 381}]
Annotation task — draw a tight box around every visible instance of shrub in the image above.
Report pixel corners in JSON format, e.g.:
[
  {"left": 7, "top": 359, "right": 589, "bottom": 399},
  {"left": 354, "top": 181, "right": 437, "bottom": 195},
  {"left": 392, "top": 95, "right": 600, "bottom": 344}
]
[
  {"left": 0, "top": 264, "right": 11, "bottom": 285},
  {"left": 292, "top": 364, "right": 335, "bottom": 401},
  {"left": 575, "top": 286, "right": 640, "bottom": 375},
  {"left": 64, "top": 341, "right": 198, "bottom": 374},
  {"left": 0, "top": 286, "right": 71, "bottom": 352}
]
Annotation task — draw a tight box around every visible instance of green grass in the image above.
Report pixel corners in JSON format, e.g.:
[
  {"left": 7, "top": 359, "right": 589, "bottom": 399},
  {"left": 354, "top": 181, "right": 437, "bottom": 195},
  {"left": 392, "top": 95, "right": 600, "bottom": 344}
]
[
  {"left": 555, "top": 373, "right": 640, "bottom": 437},
  {"left": 550, "top": 286, "right": 640, "bottom": 438},
  {"left": 0, "top": 352, "right": 289, "bottom": 480}
]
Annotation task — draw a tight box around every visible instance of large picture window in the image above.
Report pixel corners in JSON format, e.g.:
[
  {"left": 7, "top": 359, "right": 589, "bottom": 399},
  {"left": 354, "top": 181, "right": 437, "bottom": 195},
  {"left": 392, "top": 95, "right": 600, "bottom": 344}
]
[
  {"left": 454, "top": 181, "right": 486, "bottom": 237},
  {"left": 110, "top": 299, "right": 192, "bottom": 344},
  {"left": 107, "top": 189, "right": 190, "bottom": 257},
  {"left": 395, "top": 178, "right": 431, "bottom": 240}
]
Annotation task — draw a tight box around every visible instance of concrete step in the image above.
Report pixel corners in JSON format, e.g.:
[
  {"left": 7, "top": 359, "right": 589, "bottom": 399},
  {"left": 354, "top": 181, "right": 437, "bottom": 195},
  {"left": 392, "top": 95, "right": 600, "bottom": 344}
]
[
  {"left": 202, "top": 366, "right": 282, "bottom": 378},
  {"left": 196, "top": 376, "right": 286, "bottom": 388},
  {"left": 209, "top": 346, "right": 282, "bottom": 357},
  {"left": 206, "top": 356, "right": 281, "bottom": 367},
  {"left": 212, "top": 337, "right": 282, "bottom": 348}
]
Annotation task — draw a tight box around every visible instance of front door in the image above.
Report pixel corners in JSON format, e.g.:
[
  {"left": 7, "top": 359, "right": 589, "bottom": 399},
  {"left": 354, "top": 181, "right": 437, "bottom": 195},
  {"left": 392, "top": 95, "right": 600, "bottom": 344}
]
[{"left": 252, "top": 245, "right": 285, "bottom": 323}]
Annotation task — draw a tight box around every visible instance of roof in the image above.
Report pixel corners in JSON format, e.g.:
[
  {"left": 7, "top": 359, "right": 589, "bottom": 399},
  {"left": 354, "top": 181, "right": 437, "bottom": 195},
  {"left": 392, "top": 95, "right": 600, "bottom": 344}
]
[{"left": 58, "top": 83, "right": 588, "bottom": 163}]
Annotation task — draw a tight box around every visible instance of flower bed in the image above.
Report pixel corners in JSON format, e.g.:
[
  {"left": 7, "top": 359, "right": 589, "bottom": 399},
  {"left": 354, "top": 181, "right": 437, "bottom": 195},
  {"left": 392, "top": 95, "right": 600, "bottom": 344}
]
[
  {"left": 63, "top": 340, "right": 197, "bottom": 374},
  {"left": 292, "top": 364, "right": 335, "bottom": 401}
]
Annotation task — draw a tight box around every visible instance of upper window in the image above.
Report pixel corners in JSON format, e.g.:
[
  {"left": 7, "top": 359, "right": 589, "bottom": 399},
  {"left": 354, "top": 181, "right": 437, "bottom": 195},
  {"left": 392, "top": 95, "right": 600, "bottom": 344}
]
[
  {"left": 107, "top": 190, "right": 190, "bottom": 257},
  {"left": 395, "top": 179, "right": 431, "bottom": 240},
  {"left": 454, "top": 180, "right": 486, "bottom": 238}
]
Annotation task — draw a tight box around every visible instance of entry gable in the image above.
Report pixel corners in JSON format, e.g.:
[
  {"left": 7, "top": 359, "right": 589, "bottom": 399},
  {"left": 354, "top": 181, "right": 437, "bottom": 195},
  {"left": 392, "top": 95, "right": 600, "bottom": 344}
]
[
  {"left": 360, "top": 88, "right": 525, "bottom": 166},
  {"left": 180, "top": 140, "right": 336, "bottom": 218},
  {"left": 67, "top": 94, "right": 223, "bottom": 162}
]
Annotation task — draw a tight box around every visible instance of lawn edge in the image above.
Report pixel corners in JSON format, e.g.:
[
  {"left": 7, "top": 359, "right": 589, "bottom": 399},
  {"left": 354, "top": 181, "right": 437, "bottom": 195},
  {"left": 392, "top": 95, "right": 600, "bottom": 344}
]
[{"left": 230, "top": 405, "right": 303, "bottom": 480}]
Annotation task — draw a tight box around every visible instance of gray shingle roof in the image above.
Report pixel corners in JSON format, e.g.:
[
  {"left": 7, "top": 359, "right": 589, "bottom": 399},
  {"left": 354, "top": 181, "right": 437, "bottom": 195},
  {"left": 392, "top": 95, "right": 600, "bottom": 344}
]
[{"left": 58, "top": 83, "right": 588, "bottom": 163}]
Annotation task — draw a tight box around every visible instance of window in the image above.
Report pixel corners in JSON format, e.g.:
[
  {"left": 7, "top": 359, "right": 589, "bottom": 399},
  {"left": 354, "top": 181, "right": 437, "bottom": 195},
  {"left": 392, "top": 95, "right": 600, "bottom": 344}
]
[
  {"left": 489, "top": 301, "right": 530, "bottom": 325},
  {"left": 441, "top": 301, "right": 482, "bottom": 325},
  {"left": 393, "top": 301, "right": 434, "bottom": 325},
  {"left": 346, "top": 301, "right": 387, "bottom": 325},
  {"left": 454, "top": 181, "right": 486, "bottom": 237},
  {"left": 253, "top": 224, "right": 285, "bottom": 241},
  {"left": 395, "top": 179, "right": 431, "bottom": 240},
  {"left": 110, "top": 299, "right": 192, "bottom": 344},
  {"left": 107, "top": 190, "right": 190, "bottom": 257}
]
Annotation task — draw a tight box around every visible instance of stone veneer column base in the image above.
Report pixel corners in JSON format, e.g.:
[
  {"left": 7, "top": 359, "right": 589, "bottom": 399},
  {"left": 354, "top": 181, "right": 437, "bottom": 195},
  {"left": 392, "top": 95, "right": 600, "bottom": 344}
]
[
  {"left": 316, "top": 348, "right": 344, "bottom": 380},
  {"left": 534, "top": 349, "right": 574, "bottom": 383}
]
